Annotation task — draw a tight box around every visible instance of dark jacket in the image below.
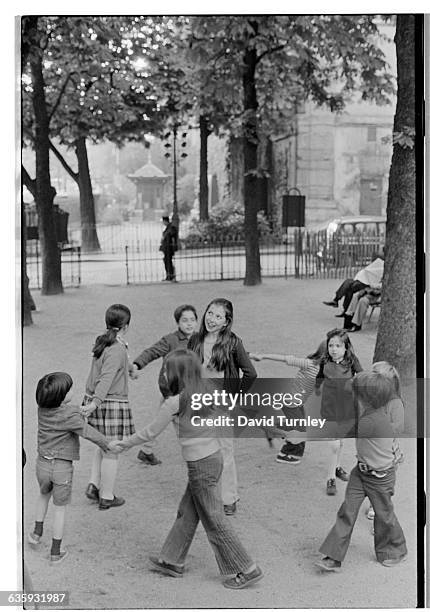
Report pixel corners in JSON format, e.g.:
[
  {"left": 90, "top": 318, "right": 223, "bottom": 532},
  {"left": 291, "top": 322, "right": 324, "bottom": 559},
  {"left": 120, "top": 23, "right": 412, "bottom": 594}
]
[
  {"left": 187, "top": 332, "right": 257, "bottom": 394},
  {"left": 37, "top": 403, "right": 111, "bottom": 461},
  {"left": 160, "top": 223, "right": 178, "bottom": 254},
  {"left": 133, "top": 329, "right": 189, "bottom": 397}
]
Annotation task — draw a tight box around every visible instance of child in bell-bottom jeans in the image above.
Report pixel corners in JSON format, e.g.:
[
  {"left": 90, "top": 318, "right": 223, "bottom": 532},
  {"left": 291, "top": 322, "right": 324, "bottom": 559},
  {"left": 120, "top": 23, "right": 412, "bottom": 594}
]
[{"left": 116, "top": 349, "right": 263, "bottom": 589}]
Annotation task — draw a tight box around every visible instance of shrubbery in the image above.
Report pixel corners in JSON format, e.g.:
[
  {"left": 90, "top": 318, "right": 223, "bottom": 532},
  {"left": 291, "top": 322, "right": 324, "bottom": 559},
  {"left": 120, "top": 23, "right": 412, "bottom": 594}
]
[{"left": 183, "top": 202, "right": 276, "bottom": 245}]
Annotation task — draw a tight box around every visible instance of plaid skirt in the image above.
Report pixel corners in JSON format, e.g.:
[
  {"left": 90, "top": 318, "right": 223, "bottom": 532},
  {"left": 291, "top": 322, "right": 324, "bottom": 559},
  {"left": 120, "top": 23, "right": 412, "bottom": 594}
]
[{"left": 84, "top": 395, "right": 135, "bottom": 440}]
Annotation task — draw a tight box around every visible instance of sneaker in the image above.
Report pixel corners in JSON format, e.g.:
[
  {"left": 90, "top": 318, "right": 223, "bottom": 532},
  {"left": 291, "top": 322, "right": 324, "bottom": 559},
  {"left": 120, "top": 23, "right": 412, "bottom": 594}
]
[
  {"left": 148, "top": 556, "right": 184, "bottom": 577},
  {"left": 137, "top": 450, "right": 162, "bottom": 466},
  {"left": 85, "top": 483, "right": 99, "bottom": 502},
  {"left": 276, "top": 454, "right": 301, "bottom": 465},
  {"left": 323, "top": 300, "right": 338, "bottom": 308},
  {"left": 380, "top": 554, "right": 408, "bottom": 567},
  {"left": 366, "top": 506, "right": 375, "bottom": 520},
  {"left": 326, "top": 478, "right": 337, "bottom": 495},
  {"left": 224, "top": 502, "right": 237, "bottom": 516},
  {"left": 335, "top": 467, "right": 349, "bottom": 482},
  {"left": 28, "top": 532, "right": 41, "bottom": 547},
  {"left": 99, "top": 495, "right": 125, "bottom": 510},
  {"left": 50, "top": 550, "right": 69, "bottom": 565},
  {"left": 223, "top": 566, "right": 263, "bottom": 589},
  {"left": 315, "top": 556, "right": 341, "bottom": 572}
]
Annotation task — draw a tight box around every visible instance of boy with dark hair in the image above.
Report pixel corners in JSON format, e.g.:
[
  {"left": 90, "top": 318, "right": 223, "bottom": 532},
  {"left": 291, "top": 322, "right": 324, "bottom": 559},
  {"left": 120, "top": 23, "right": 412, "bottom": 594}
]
[
  {"left": 29, "top": 372, "right": 119, "bottom": 564},
  {"left": 316, "top": 371, "right": 407, "bottom": 571},
  {"left": 131, "top": 305, "right": 198, "bottom": 465}
]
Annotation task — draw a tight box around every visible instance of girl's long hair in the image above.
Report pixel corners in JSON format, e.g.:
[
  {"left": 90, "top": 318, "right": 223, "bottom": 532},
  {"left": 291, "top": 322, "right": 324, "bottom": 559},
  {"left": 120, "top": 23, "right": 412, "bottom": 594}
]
[
  {"left": 307, "top": 340, "right": 327, "bottom": 361},
  {"left": 164, "top": 349, "right": 213, "bottom": 416},
  {"left": 93, "top": 304, "right": 131, "bottom": 359},
  {"left": 189, "top": 299, "right": 235, "bottom": 372},
  {"left": 317, "top": 329, "right": 357, "bottom": 382},
  {"left": 372, "top": 361, "right": 401, "bottom": 399}
]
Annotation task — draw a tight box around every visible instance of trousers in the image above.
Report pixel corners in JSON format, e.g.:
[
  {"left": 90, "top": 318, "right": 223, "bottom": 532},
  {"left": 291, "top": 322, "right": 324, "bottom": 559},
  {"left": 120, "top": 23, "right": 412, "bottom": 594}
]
[
  {"left": 319, "top": 465, "right": 407, "bottom": 563},
  {"left": 160, "top": 450, "right": 254, "bottom": 575}
]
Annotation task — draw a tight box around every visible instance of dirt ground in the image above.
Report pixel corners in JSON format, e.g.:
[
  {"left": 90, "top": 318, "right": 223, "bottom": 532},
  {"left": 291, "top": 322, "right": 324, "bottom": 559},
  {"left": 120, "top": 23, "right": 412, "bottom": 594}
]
[{"left": 22, "top": 278, "right": 419, "bottom": 609}]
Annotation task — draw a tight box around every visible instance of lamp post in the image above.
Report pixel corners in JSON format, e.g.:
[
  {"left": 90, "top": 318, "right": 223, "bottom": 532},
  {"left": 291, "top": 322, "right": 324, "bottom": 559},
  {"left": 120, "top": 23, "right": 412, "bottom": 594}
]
[{"left": 164, "top": 124, "right": 188, "bottom": 230}]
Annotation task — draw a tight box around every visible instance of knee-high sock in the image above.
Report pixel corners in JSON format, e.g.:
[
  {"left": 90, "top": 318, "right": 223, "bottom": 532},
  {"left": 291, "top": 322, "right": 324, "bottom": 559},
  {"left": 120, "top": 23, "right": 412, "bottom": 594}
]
[
  {"left": 100, "top": 455, "right": 119, "bottom": 500},
  {"left": 90, "top": 447, "right": 103, "bottom": 488}
]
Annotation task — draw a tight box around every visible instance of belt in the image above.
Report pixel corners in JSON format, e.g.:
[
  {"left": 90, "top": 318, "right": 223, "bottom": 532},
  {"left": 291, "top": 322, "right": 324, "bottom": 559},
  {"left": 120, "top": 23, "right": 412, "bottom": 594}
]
[{"left": 358, "top": 462, "right": 388, "bottom": 478}]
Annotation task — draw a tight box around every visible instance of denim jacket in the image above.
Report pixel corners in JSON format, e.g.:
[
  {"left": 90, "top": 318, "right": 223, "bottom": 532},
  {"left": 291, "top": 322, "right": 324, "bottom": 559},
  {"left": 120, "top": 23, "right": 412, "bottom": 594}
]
[{"left": 37, "top": 403, "right": 111, "bottom": 461}]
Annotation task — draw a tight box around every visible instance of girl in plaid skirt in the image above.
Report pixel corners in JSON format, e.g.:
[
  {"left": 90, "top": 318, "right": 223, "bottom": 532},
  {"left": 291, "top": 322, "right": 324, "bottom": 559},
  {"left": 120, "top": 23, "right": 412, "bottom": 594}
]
[{"left": 81, "top": 304, "right": 135, "bottom": 510}]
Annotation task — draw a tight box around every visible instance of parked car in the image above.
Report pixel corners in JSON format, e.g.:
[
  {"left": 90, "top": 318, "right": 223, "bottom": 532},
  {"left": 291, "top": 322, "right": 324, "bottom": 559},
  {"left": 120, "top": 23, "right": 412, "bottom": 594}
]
[{"left": 307, "top": 215, "right": 386, "bottom": 268}]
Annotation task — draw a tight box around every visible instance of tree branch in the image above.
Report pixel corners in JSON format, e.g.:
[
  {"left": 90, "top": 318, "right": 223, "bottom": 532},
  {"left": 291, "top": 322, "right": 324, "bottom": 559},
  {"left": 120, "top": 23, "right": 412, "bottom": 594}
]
[
  {"left": 256, "top": 44, "right": 287, "bottom": 65},
  {"left": 49, "top": 140, "right": 79, "bottom": 182},
  {"left": 48, "top": 72, "right": 75, "bottom": 124},
  {"left": 22, "top": 165, "right": 36, "bottom": 197}
]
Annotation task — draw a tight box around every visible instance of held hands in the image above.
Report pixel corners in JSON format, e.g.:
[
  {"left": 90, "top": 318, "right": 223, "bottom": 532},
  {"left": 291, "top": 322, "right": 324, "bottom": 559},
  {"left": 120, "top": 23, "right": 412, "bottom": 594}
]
[
  {"left": 108, "top": 440, "right": 124, "bottom": 454},
  {"left": 80, "top": 401, "right": 97, "bottom": 418},
  {"left": 129, "top": 363, "right": 139, "bottom": 380}
]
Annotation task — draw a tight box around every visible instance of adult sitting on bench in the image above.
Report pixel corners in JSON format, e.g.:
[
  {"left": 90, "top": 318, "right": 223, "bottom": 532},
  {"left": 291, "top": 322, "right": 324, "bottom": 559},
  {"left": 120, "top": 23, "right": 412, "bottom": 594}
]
[
  {"left": 323, "top": 256, "right": 384, "bottom": 316},
  {"left": 343, "top": 285, "right": 382, "bottom": 332}
]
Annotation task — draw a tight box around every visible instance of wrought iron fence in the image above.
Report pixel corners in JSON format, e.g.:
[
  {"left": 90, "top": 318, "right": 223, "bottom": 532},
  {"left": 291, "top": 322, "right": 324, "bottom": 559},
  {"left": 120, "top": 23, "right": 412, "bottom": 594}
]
[
  {"left": 26, "top": 243, "right": 81, "bottom": 290},
  {"left": 124, "top": 229, "right": 385, "bottom": 284}
]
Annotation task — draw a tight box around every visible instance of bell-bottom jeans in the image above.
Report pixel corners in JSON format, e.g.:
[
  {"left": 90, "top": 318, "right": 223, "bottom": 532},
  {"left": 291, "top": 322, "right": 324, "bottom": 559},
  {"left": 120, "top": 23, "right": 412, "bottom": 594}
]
[
  {"left": 319, "top": 465, "right": 407, "bottom": 563},
  {"left": 160, "top": 450, "right": 254, "bottom": 575}
]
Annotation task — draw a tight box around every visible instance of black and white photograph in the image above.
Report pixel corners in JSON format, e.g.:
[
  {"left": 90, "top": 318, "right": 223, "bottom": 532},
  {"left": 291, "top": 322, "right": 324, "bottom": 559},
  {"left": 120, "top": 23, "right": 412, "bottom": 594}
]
[{"left": 14, "top": 10, "right": 426, "bottom": 610}]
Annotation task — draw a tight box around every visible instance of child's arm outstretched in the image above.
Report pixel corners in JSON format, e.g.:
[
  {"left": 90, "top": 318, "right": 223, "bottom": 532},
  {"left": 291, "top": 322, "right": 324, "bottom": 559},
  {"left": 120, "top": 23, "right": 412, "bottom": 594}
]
[
  {"left": 116, "top": 396, "right": 179, "bottom": 451},
  {"left": 250, "top": 353, "right": 312, "bottom": 370},
  {"left": 65, "top": 409, "right": 120, "bottom": 453},
  {"left": 133, "top": 335, "right": 172, "bottom": 373}
]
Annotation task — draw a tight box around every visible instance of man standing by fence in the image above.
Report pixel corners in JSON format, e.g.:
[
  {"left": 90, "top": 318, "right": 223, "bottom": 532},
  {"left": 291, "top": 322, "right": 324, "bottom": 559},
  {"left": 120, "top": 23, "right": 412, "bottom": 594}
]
[{"left": 160, "top": 215, "right": 178, "bottom": 282}]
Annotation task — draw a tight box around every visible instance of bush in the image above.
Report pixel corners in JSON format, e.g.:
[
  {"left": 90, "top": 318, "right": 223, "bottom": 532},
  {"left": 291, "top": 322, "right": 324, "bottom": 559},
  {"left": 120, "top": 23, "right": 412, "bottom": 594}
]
[{"left": 184, "top": 202, "right": 274, "bottom": 245}]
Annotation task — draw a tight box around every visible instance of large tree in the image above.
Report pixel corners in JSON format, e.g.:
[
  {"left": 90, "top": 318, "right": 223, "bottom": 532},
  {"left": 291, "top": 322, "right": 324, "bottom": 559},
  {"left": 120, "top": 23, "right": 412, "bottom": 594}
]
[
  {"left": 22, "top": 17, "right": 63, "bottom": 295},
  {"left": 373, "top": 15, "right": 417, "bottom": 378},
  {"left": 189, "top": 16, "right": 395, "bottom": 285}
]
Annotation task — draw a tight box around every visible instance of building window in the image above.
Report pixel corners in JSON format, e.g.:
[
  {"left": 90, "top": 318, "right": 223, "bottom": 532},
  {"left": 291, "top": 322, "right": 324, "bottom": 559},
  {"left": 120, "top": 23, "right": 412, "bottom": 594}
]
[{"left": 367, "top": 126, "right": 377, "bottom": 142}]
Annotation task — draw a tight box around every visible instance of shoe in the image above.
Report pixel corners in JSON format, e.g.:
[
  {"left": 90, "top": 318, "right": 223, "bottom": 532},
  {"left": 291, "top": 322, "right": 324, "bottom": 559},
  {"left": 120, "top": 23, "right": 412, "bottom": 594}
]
[
  {"left": 137, "top": 450, "right": 162, "bottom": 466},
  {"left": 50, "top": 550, "right": 69, "bottom": 565},
  {"left": 224, "top": 502, "right": 237, "bottom": 516},
  {"left": 335, "top": 312, "right": 346, "bottom": 318},
  {"left": 380, "top": 554, "right": 408, "bottom": 567},
  {"left": 99, "top": 495, "right": 125, "bottom": 510},
  {"left": 343, "top": 315, "right": 353, "bottom": 330},
  {"left": 315, "top": 556, "right": 341, "bottom": 572},
  {"left": 335, "top": 467, "right": 349, "bottom": 482},
  {"left": 326, "top": 478, "right": 337, "bottom": 495},
  {"left": 148, "top": 556, "right": 184, "bottom": 577},
  {"left": 366, "top": 506, "right": 375, "bottom": 520},
  {"left": 349, "top": 325, "right": 362, "bottom": 332},
  {"left": 28, "top": 532, "right": 41, "bottom": 547},
  {"left": 276, "top": 454, "right": 301, "bottom": 465},
  {"left": 85, "top": 483, "right": 99, "bottom": 502},
  {"left": 323, "top": 300, "right": 338, "bottom": 307},
  {"left": 223, "top": 566, "right": 263, "bottom": 589}
]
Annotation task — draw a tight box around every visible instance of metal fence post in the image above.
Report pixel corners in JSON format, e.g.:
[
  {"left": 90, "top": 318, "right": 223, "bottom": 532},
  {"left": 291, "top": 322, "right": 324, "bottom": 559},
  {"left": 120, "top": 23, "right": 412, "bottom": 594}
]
[
  {"left": 220, "top": 242, "right": 224, "bottom": 280},
  {"left": 36, "top": 240, "right": 40, "bottom": 289},
  {"left": 125, "top": 245, "right": 129, "bottom": 285},
  {"left": 77, "top": 246, "right": 81, "bottom": 286}
]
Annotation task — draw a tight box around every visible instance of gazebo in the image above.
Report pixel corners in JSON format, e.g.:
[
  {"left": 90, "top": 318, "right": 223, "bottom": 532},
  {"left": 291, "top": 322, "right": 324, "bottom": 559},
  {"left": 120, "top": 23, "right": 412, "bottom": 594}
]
[{"left": 127, "top": 153, "right": 169, "bottom": 220}]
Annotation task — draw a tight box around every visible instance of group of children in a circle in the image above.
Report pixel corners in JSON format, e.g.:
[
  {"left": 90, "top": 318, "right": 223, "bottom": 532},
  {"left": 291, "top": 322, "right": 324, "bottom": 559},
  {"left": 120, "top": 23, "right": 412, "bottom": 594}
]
[{"left": 28, "top": 297, "right": 406, "bottom": 586}]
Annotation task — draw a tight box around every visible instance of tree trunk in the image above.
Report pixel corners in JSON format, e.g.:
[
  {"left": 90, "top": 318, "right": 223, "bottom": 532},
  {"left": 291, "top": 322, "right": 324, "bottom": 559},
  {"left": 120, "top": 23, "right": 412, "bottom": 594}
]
[
  {"left": 228, "top": 136, "right": 244, "bottom": 205},
  {"left": 22, "top": 205, "right": 34, "bottom": 326},
  {"left": 199, "top": 115, "right": 209, "bottom": 221},
  {"left": 373, "top": 15, "right": 416, "bottom": 378},
  {"left": 75, "top": 137, "right": 101, "bottom": 252},
  {"left": 30, "top": 33, "right": 63, "bottom": 295},
  {"left": 243, "top": 43, "right": 261, "bottom": 286}
]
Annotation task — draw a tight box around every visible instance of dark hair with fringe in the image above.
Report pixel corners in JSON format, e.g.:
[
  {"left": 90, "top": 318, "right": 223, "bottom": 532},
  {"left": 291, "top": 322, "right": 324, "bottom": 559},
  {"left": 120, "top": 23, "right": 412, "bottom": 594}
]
[
  {"left": 173, "top": 304, "right": 198, "bottom": 324},
  {"left": 189, "top": 298, "right": 235, "bottom": 372},
  {"left": 352, "top": 371, "right": 393, "bottom": 411},
  {"left": 164, "top": 349, "right": 213, "bottom": 417},
  {"left": 316, "top": 329, "right": 358, "bottom": 384},
  {"left": 93, "top": 304, "right": 131, "bottom": 359},
  {"left": 36, "top": 372, "right": 73, "bottom": 408}
]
